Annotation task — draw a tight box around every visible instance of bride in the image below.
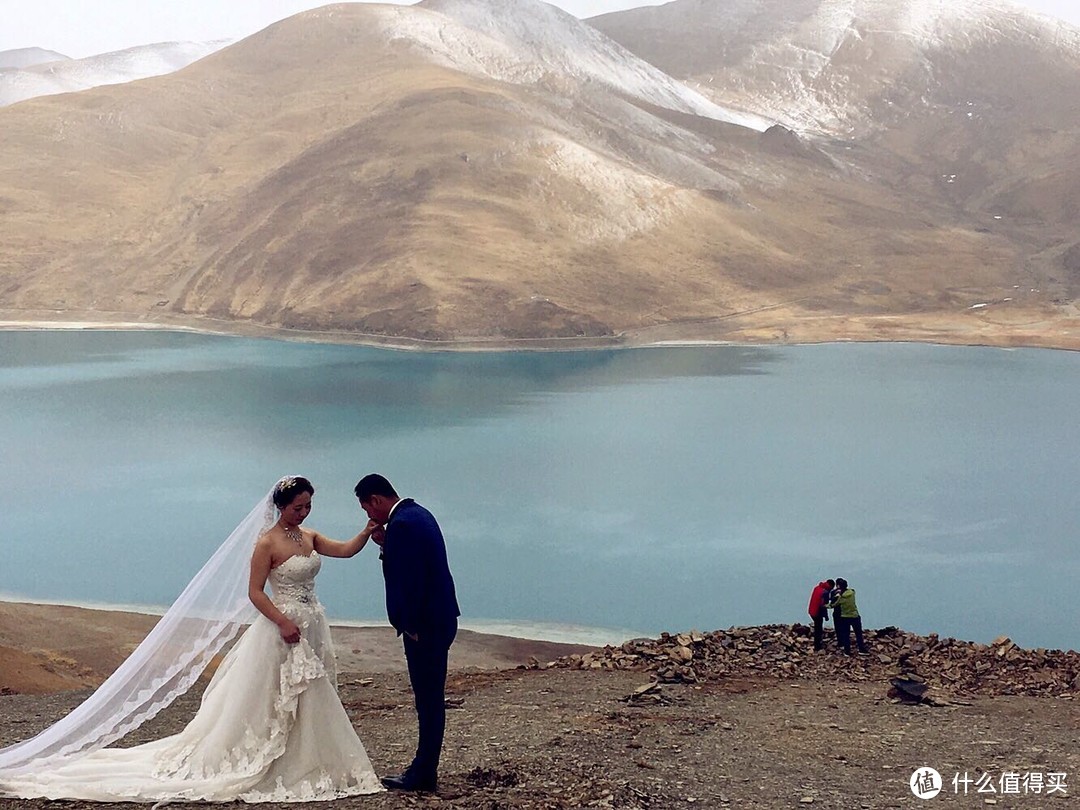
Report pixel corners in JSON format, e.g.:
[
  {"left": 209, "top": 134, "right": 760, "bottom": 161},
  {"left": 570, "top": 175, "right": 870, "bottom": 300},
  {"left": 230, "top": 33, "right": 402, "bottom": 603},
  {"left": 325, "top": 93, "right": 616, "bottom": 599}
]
[{"left": 0, "top": 476, "right": 384, "bottom": 802}]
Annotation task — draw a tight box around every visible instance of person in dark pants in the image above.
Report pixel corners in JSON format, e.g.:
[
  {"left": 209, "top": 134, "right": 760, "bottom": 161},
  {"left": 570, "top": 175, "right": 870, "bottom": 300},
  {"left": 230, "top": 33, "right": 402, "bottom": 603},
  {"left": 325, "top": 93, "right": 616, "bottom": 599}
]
[
  {"left": 830, "top": 581, "right": 843, "bottom": 646},
  {"left": 808, "top": 578, "right": 835, "bottom": 651},
  {"left": 355, "top": 474, "right": 460, "bottom": 793},
  {"left": 829, "top": 577, "right": 868, "bottom": 655}
]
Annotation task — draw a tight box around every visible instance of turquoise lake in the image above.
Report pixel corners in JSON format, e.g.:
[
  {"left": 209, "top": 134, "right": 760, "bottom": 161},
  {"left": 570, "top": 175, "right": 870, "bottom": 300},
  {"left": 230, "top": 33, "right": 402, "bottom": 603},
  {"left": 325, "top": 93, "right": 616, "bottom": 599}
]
[{"left": 0, "top": 330, "right": 1077, "bottom": 651}]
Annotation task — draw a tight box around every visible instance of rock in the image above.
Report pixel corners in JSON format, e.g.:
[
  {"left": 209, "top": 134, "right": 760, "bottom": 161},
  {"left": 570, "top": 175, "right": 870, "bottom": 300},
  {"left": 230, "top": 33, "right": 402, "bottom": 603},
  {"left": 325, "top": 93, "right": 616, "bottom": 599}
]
[
  {"left": 626, "top": 681, "right": 660, "bottom": 699},
  {"left": 546, "top": 623, "right": 1080, "bottom": 698},
  {"left": 673, "top": 646, "right": 694, "bottom": 662},
  {"left": 889, "top": 678, "right": 929, "bottom": 704}
]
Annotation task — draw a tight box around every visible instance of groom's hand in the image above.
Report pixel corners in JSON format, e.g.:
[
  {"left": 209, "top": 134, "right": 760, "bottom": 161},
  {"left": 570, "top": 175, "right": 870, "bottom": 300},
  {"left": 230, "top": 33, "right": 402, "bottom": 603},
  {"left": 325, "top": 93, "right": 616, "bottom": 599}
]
[{"left": 370, "top": 525, "right": 386, "bottom": 547}]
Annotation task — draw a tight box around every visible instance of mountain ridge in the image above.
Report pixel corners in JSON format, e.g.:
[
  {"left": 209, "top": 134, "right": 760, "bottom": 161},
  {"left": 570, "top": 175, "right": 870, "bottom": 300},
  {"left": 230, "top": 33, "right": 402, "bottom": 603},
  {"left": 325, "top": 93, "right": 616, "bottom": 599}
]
[
  {"left": 0, "top": 47, "right": 70, "bottom": 70},
  {"left": 0, "top": 40, "right": 227, "bottom": 108}
]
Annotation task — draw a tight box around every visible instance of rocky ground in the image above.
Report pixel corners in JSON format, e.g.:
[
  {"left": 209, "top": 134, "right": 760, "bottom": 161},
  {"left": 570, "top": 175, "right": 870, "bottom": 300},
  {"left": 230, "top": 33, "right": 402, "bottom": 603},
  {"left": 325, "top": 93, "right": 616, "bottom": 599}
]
[
  {"left": 545, "top": 624, "right": 1080, "bottom": 698},
  {"left": 1, "top": 624, "right": 1076, "bottom": 809}
]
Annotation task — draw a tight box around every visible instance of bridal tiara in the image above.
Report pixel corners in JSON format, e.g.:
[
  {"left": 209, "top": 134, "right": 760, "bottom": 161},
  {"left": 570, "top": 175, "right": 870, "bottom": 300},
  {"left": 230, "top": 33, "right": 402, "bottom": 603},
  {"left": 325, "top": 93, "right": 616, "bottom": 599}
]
[{"left": 274, "top": 476, "right": 301, "bottom": 495}]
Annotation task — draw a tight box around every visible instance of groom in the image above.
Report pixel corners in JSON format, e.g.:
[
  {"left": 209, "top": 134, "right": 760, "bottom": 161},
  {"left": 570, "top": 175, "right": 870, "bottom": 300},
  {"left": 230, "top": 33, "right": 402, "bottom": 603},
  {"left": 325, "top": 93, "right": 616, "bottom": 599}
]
[{"left": 355, "top": 474, "right": 460, "bottom": 793}]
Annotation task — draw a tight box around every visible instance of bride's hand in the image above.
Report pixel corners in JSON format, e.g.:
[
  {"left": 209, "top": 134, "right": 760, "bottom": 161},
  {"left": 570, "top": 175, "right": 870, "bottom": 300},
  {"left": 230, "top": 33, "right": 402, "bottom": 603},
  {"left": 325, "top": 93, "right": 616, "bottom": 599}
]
[
  {"left": 369, "top": 524, "right": 386, "bottom": 547},
  {"left": 278, "top": 619, "right": 302, "bottom": 645}
]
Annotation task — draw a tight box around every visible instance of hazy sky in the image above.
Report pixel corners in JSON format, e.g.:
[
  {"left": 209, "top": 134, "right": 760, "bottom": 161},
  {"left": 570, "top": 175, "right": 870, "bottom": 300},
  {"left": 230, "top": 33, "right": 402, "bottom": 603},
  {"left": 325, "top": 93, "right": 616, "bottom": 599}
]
[{"left": 3, "top": 0, "right": 1080, "bottom": 59}]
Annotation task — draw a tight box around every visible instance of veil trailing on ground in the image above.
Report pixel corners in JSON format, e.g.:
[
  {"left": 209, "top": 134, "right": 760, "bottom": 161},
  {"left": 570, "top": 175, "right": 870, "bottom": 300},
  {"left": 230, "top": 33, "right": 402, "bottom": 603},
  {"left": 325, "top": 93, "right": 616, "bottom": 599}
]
[{"left": 0, "top": 485, "right": 280, "bottom": 776}]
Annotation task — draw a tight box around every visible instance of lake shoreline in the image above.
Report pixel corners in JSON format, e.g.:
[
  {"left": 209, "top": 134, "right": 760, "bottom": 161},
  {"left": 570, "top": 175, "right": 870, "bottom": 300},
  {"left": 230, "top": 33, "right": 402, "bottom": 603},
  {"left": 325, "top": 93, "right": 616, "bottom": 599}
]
[
  {"left": 2, "top": 306, "right": 1079, "bottom": 352},
  {"left": 0, "top": 600, "right": 604, "bottom": 696},
  {"left": 0, "top": 596, "right": 635, "bottom": 649},
  {"left": 4, "top": 591, "right": 1071, "bottom": 661}
]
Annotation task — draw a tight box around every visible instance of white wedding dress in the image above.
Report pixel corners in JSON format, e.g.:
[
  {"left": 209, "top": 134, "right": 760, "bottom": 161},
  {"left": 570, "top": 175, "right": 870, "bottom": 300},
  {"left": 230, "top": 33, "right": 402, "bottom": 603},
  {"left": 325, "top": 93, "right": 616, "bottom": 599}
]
[{"left": 0, "top": 551, "right": 383, "bottom": 803}]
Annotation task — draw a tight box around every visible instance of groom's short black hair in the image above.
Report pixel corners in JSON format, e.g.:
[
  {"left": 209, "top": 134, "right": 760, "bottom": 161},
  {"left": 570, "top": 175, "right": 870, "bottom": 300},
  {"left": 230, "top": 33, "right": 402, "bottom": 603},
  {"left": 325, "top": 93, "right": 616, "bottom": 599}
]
[{"left": 354, "top": 473, "right": 397, "bottom": 501}]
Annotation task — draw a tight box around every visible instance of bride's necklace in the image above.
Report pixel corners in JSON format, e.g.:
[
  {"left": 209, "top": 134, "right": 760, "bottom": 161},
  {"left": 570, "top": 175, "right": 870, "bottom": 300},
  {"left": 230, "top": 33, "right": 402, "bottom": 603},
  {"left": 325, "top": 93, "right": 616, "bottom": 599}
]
[{"left": 280, "top": 522, "right": 303, "bottom": 548}]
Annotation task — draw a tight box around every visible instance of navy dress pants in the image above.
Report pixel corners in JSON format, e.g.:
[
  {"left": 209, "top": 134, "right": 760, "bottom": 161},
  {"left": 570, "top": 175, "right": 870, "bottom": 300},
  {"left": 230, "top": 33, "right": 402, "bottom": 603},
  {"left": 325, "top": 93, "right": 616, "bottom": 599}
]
[{"left": 402, "top": 621, "right": 457, "bottom": 781}]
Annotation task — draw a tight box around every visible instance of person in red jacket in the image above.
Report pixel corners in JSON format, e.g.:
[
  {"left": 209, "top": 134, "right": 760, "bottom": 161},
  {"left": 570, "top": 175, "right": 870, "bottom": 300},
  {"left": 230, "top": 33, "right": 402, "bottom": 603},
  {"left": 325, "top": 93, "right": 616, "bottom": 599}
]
[{"left": 808, "top": 579, "right": 835, "bottom": 651}]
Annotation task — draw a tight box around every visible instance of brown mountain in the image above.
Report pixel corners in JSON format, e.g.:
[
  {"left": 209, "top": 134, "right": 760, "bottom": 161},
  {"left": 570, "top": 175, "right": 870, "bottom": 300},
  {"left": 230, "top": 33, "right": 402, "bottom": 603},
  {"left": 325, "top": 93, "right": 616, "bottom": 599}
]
[{"left": 1, "top": 0, "right": 1078, "bottom": 346}]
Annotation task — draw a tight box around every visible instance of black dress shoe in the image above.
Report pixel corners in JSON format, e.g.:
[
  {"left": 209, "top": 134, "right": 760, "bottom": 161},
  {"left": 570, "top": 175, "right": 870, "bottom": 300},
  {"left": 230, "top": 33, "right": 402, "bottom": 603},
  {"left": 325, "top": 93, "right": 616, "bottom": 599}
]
[{"left": 381, "top": 774, "right": 437, "bottom": 792}]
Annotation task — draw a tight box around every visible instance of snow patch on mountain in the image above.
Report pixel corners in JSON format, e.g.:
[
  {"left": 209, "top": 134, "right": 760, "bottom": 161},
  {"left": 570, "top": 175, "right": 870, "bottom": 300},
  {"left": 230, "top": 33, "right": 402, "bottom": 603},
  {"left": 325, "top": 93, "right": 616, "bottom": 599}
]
[
  {"left": 0, "top": 48, "right": 70, "bottom": 70},
  {"left": 370, "top": 0, "right": 769, "bottom": 130},
  {"left": 0, "top": 41, "right": 227, "bottom": 107}
]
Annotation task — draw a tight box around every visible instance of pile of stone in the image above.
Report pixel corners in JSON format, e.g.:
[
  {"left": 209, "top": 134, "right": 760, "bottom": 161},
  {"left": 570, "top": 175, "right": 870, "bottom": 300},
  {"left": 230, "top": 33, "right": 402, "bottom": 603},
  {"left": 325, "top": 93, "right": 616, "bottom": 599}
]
[{"left": 538, "top": 624, "right": 1080, "bottom": 698}]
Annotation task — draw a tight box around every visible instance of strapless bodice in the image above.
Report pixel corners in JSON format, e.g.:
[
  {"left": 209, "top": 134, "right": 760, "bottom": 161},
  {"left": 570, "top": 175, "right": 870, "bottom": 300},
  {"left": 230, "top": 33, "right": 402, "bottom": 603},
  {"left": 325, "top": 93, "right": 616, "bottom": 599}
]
[{"left": 269, "top": 551, "right": 321, "bottom": 610}]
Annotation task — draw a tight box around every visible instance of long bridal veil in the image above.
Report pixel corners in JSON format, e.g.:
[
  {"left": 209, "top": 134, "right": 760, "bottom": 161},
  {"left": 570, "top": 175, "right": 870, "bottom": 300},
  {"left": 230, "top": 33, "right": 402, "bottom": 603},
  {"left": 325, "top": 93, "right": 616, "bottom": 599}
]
[{"left": 0, "top": 487, "right": 276, "bottom": 776}]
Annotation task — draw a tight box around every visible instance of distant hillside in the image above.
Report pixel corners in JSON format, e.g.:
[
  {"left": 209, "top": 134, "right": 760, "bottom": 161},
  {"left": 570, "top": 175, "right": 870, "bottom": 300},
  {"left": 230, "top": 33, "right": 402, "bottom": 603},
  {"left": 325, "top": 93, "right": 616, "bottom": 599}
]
[
  {"left": 0, "top": 0, "right": 1077, "bottom": 347},
  {"left": 0, "top": 41, "right": 225, "bottom": 107},
  {"left": 590, "top": 0, "right": 1080, "bottom": 318},
  {"left": 0, "top": 47, "right": 69, "bottom": 69}
]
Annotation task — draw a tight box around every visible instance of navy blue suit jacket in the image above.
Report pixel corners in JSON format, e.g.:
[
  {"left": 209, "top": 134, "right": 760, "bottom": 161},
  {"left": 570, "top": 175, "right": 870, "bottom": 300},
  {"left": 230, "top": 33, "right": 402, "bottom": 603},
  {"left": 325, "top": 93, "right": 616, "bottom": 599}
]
[{"left": 381, "top": 499, "right": 460, "bottom": 638}]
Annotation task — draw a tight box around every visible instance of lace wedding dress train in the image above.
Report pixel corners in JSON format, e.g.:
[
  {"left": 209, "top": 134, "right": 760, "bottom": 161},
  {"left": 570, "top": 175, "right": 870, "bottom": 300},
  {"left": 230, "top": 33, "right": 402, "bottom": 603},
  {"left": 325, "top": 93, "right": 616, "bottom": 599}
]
[{"left": 0, "top": 552, "right": 382, "bottom": 803}]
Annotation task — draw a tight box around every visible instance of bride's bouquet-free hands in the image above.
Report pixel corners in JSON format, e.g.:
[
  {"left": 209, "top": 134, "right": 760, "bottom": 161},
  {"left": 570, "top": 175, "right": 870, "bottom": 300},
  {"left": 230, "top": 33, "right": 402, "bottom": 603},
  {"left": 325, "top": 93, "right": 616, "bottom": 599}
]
[
  {"left": 370, "top": 525, "right": 386, "bottom": 548},
  {"left": 276, "top": 617, "right": 302, "bottom": 645}
]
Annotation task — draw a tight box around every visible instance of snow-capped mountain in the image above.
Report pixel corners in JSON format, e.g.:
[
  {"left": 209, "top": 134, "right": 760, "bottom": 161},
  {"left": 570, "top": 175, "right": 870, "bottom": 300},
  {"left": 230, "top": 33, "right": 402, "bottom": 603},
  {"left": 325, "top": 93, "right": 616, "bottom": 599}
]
[
  {"left": 590, "top": 0, "right": 1080, "bottom": 134},
  {"left": 0, "top": 41, "right": 227, "bottom": 107},
  {"left": 362, "top": 0, "right": 770, "bottom": 130},
  {"left": 0, "top": 47, "right": 70, "bottom": 69},
  {"left": 589, "top": 0, "right": 1080, "bottom": 236}
]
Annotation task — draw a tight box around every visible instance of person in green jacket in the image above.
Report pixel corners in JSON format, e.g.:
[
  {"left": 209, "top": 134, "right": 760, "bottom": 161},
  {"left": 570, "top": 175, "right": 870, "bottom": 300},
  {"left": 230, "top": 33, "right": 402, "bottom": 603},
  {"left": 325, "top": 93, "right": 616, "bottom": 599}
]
[{"left": 829, "top": 577, "right": 868, "bottom": 654}]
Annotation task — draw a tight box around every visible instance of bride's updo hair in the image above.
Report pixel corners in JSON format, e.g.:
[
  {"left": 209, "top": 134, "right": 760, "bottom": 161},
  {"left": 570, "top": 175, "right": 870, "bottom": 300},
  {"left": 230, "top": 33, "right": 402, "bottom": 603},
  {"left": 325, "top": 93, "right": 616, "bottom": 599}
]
[{"left": 272, "top": 476, "right": 315, "bottom": 509}]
